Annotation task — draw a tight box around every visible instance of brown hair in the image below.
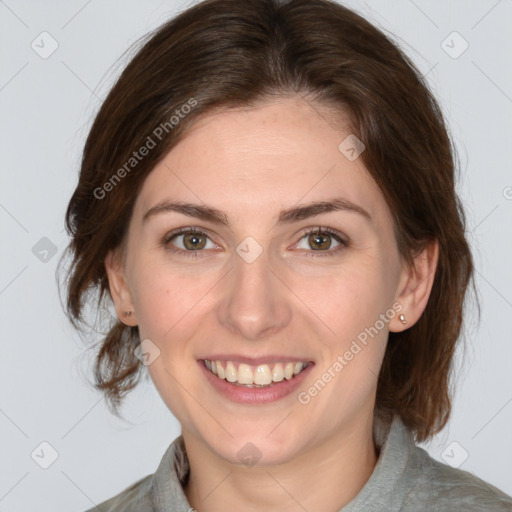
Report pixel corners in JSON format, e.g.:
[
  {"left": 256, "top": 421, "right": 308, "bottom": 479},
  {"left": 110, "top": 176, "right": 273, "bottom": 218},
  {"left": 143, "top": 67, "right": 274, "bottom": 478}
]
[{"left": 59, "top": 0, "right": 477, "bottom": 442}]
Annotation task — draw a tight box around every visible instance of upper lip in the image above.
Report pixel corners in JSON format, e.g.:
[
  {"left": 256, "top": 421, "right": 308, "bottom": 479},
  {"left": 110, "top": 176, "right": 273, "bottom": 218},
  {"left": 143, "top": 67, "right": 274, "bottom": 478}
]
[{"left": 199, "top": 354, "right": 314, "bottom": 365}]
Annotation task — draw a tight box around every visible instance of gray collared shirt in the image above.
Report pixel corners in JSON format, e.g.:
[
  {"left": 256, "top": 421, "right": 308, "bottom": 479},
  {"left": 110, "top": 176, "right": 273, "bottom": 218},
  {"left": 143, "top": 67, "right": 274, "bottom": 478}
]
[{"left": 84, "top": 413, "right": 512, "bottom": 511}]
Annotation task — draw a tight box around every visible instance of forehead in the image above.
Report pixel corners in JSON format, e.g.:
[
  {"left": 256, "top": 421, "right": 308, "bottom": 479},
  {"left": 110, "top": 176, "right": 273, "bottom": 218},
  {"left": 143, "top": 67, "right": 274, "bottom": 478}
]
[{"left": 136, "top": 97, "right": 386, "bottom": 224}]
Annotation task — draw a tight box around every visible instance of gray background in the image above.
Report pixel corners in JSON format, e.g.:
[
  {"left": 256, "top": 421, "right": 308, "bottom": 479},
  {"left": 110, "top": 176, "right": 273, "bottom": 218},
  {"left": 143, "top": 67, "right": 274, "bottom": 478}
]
[{"left": 0, "top": 0, "right": 511, "bottom": 510}]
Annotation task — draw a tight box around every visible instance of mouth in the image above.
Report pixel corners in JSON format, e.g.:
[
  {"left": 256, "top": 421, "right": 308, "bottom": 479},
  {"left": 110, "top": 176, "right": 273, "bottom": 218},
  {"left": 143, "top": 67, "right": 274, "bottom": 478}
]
[
  {"left": 198, "top": 356, "right": 315, "bottom": 404},
  {"left": 203, "top": 359, "right": 311, "bottom": 388}
]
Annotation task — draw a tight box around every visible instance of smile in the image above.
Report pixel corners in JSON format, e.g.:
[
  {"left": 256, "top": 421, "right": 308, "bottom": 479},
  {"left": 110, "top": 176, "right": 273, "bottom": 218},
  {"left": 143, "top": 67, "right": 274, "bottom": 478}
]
[{"left": 204, "top": 359, "right": 310, "bottom": 387}]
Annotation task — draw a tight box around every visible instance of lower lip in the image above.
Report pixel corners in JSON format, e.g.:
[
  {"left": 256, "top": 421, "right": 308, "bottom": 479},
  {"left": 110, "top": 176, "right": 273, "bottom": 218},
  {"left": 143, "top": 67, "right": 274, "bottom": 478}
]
[{"left": 198, "top": 360, "right": 314, "bottom": 404}]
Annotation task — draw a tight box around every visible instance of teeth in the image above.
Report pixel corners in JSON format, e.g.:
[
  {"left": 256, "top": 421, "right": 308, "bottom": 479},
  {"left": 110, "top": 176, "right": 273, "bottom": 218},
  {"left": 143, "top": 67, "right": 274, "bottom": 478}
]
[
  {"left": 216, "top": 361, "right": 225, "bottom": 379},
  {"left": 237, "top": 364, "right": 254, "bottom": 385},
  {"left": 204, "top": 359, "right": 308, "bottom": 386},
  {"left": 293, "top": 362, "right": 303, "bottom": 375},
  {"left": 272, "top": 363, "right": 284, "bottom": 382},
  {"left": 225, "top": 361, "right": 237, "bottom": 382},
  {"left": 254, "top": 364, "right": 272, "bottom": 385}
]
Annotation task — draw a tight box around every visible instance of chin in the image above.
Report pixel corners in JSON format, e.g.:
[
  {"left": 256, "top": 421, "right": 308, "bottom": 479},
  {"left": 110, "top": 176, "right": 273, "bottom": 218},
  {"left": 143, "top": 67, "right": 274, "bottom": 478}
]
[{"left": 202, "top": 425, "right": 306, "bottom": 468}]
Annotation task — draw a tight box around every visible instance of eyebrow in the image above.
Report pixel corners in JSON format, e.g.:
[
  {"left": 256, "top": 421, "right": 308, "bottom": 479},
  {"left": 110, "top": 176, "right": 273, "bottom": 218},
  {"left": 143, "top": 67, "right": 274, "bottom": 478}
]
[{"left": 142, "top": 197, "right": 372, "bottom": 228}]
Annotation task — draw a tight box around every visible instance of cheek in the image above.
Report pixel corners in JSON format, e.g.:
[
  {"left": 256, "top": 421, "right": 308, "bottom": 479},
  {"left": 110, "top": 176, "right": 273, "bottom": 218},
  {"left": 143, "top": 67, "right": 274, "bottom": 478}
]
[
  {"left": 299, "top": 255, "right": 392, "bottom": 397},
  {"left": 131, "top": 258, "right": 215, "bottom": 341},
  {"left": 300, "top": 256, "right": 391, "bottom": 340}
]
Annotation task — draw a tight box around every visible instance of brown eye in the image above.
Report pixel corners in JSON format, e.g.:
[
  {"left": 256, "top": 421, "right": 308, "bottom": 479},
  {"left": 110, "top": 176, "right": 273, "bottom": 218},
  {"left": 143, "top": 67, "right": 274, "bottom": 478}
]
[
  {"left": 182, "top": 232, "right": 207, "bottom": 250},
  {"left": 162, "top": 228, "right": 216, "bottom": 255},
  {"left": 294, "top": 228, "right": 348, "bottom": 257},
  {"left": 308, "top": 232, "right": 332, "bottom": 251}
]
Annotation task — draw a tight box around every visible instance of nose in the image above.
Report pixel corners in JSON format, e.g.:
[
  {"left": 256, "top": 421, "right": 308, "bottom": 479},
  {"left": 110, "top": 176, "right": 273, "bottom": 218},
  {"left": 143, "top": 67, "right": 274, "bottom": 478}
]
[{"left": 216, "top": 246, "right": 292, "bottom": 341}]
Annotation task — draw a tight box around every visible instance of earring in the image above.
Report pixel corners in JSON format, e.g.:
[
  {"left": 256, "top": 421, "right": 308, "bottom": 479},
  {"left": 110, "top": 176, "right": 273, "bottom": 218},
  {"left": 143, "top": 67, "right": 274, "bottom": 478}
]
[
  {"left": 123, "top": 310, "right": 133, "bottom": 317},
  {"left": 399, "top": 314, "right": 407, "bottom": 325}
]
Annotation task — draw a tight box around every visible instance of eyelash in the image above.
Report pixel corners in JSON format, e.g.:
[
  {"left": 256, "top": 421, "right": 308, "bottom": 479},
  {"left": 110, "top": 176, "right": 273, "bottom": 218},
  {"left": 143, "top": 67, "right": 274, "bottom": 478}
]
[{"left": 160, "top": 226, "right": 349, "bottom": 259}]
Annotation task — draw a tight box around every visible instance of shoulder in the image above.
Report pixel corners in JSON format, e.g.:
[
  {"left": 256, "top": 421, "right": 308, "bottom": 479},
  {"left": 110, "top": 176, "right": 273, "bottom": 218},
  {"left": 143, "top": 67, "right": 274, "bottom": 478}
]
[
  {"left": 402, "top": 444, "right": 512, "bottom": 511},
  {"left": 82, "top": 474, "right": 154, "bottom": 512}
]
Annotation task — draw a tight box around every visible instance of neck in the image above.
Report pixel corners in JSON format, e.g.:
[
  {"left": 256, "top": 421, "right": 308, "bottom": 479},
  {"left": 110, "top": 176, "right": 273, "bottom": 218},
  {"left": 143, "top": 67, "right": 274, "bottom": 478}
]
[{"left": 183, "top": 412, "right": 379, "bottom": 512}]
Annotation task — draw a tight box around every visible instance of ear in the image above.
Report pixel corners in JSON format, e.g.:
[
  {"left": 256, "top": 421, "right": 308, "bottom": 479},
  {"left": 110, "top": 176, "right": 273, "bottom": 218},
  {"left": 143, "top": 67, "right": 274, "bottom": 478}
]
[
  {"left": 389, "top": 239, "right": 439, "bottom": 332},
  {"left": 104, "top": 248, "right": 138, "bottom": 326}
]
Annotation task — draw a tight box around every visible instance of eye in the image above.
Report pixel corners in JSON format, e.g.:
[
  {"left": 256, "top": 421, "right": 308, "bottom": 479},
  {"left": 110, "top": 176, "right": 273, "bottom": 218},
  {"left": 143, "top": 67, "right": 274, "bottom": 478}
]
[
  {"left": 161, "top": 226, "right": 349, "bottom": 259},
  {"left": 293, "top": 227, "right": 348, "bottom": 257},
  {"left": 161, "top": 227, "right": 217, "bottom": 258}
]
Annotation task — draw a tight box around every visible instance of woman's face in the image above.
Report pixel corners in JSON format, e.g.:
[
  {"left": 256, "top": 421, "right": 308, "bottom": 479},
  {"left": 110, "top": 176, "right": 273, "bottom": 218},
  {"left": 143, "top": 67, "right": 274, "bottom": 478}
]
[{"left": 108, "top": 96, "right": 412, "bottom": 465}]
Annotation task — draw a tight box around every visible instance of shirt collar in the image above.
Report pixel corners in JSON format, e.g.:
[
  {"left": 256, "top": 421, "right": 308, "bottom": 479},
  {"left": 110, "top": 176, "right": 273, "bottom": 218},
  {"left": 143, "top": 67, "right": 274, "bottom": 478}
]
[{"left": 341, "top": 409, "right": 415, "bottom": 511}]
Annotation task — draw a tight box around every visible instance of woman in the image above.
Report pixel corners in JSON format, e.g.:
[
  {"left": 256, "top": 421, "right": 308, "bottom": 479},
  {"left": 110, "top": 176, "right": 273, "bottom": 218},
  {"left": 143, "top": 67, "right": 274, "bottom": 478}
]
[{"left": 61, "top": 0, "right": 512, "bottom": 510}]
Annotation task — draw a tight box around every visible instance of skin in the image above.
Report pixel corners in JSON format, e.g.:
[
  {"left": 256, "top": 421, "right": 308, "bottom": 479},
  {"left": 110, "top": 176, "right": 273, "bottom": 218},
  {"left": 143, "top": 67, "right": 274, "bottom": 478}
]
[{"left": 105, "top": 95, "right": 438, "bottom": 512}]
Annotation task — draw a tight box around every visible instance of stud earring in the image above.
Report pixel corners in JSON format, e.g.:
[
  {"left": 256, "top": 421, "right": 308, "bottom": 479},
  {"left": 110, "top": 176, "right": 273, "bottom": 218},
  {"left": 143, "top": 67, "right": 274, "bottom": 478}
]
[
  {"left": 399, "top": 314, "right": 407, "bottom": 325},
  {"left": 123, "top": 310, "right": 133, "bottom": 317}
]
